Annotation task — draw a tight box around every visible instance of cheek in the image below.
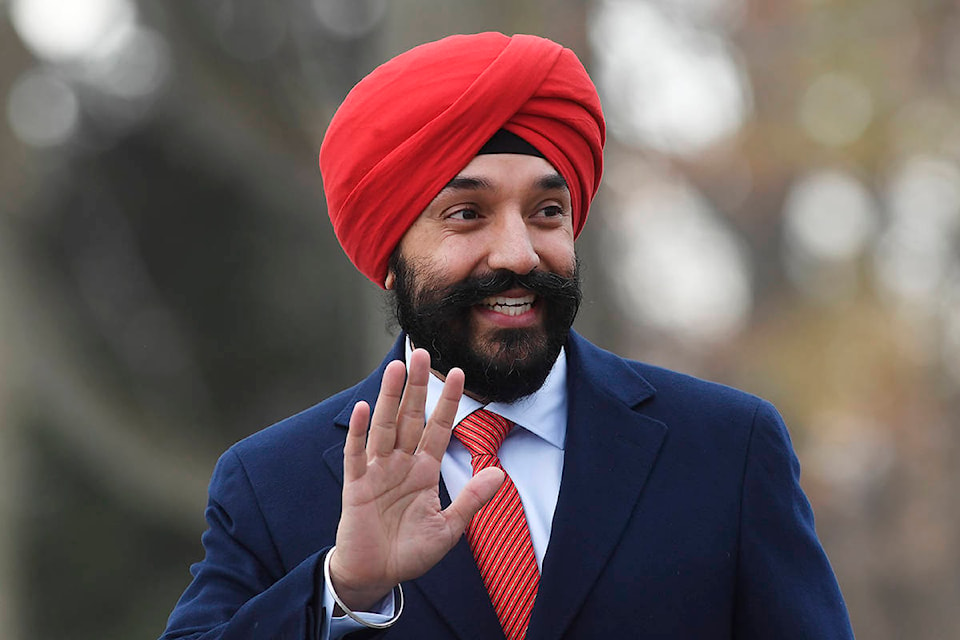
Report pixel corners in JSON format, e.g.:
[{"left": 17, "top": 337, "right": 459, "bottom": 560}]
[
  {"left": 399, "top": 226, "right": 479, "bottom": 274},
  {"left": 536, "top": 237, "right": 576, "bottom": 275},
  {"left": 429, "top": 241, "right": 487, "bottom": 279}
]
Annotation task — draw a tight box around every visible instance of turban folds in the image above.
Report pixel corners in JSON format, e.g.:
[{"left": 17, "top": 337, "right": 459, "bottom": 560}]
[{"left": 319, "top": 32, "right": 606, "bottom": 286}]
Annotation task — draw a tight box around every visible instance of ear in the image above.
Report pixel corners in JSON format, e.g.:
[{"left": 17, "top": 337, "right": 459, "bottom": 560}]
[{"left": 384, "top": 270, "right": 395, "bottom": 290}]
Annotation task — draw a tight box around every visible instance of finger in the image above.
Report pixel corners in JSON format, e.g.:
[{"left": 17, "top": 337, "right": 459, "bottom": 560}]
[
  {"left": 442, "top": 467, "right": 505, "bottom": 533},
  {"left": 367, "top": 360, "right": 407, "bottom": 458},
  {"left": 343, "top": 401, "right": 370, "bottom": 483},
  {"left": 394, "top": 349, "right": 431, "bottom": 453},
  {"left": 416, "top": 367, "right": 465, "bottom": 461}
]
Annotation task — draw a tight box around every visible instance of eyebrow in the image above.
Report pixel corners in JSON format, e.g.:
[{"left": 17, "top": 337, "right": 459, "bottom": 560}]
[
  {"left": 442, "top": 176, "right": 493, "bottom": 192},
  {"left": 536, "top": 173, "right": 568, "bottom": 192},
  {"left": 440, "top": 171, "right": 569, "bottom": 193}
]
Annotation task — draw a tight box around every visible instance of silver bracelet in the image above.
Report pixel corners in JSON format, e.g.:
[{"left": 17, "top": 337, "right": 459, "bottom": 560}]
[{"left": 323, "top": 546, "right": 404, "bottom": 630}]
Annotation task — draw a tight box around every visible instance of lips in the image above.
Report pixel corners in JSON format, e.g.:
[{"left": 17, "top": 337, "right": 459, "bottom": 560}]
[{"left": 478, "top": 293, "right": 536, "bottom": 316}]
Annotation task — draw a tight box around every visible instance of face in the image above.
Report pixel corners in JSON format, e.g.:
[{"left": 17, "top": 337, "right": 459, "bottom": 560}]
[{"left": 386, "top": 154, "right": 581, "bottom": 402}]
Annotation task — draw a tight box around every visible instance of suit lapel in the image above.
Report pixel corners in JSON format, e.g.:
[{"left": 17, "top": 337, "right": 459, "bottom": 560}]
[
  {"left": 408, "top": 539, "right": 506, "bottom": 640},
  {"left": 321, "top": 337, "right": 402, "bottom": 486},
  {"left": 321, "top": 335, "right": 503, "bottom": 640},
  {"left": 526, "top": 332, "right": 667, "bottom": 640}
]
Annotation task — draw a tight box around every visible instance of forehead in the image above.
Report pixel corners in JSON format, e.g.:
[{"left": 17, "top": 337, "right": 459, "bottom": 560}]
[{"left": 438, "top": 153, "right": 566, "bottom": 193}]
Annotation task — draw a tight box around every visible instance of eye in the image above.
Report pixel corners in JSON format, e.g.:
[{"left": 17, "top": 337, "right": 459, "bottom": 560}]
[
  {"left": 537, "top": 204, "right": 565, "bottom": 218},
  {"left": 447, "top": 207, "right": 480, "bottom": 221}
]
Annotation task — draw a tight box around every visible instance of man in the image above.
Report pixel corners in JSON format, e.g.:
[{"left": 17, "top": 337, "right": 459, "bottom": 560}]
[{"left": 162, "top": 33, "right": 854, "bottom": 639}]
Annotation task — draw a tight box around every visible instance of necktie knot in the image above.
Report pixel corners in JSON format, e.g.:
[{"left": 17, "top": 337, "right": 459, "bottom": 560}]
[{"left": 454, "top": 409, "right": 512, "bottom": 458}]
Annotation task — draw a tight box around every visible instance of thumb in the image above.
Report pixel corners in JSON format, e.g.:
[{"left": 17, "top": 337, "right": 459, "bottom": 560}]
[{"left": 442, "top": 467, "right": 506, "bottom": 532}]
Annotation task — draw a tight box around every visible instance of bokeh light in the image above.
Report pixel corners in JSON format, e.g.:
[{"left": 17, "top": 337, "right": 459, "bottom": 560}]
[
  {"left": 784, "top": 169, "right": 878, "bottom": 263},
  {"left": 6, "top": 69, "right": 80, "bottom": 148},
  {"left": 942, "top": 273, "right": 960, "bottom": 383},
  {"left": 607, "top": 171, "right": 753, "bottom": 343},
  {"left": 83, "top": 26, "right": 171, "bottom": 100},
  {"left": 798, "top": 72, "right": 874, "bottom": 148},
  {"left": 783, "top": 169, "right": 878, "bottom": 300},
  {"left": 590, "top": 0, "right": 752, "bottom": 156},
  {"left": 10, "top": 0, "right": 137, "bottom": 64},
  {"left": 313, "top": 0, "right": 387, "bottom": 39},
  {"left": 875, "top": 155, "right": 960, "bottom": 306}
]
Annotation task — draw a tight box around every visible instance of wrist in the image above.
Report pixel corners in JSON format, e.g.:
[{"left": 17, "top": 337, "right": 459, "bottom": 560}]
[
  {"left": 324, "top": 547, "right": 404, "bottom": 629},
  {"left": 327, "top": 547, "right": 395, "bottom": 612}
]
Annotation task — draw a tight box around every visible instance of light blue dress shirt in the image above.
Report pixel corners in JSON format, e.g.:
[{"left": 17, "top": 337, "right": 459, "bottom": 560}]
[{"left": 322, "top": 345, "right": 568, "bottom": 638}]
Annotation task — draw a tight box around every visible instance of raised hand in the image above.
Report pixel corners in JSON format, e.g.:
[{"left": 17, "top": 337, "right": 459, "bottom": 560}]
[{"left": 329, "top": 348, "right": 505, "bottom": 611}]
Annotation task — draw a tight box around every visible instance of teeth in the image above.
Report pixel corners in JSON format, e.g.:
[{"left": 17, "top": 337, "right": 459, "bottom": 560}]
[
  {"left": 481, "top": 294, "right": 536, "bottom": 306},
  {"left": 480, "top": 294, "right": 536, "bottom": 316}
]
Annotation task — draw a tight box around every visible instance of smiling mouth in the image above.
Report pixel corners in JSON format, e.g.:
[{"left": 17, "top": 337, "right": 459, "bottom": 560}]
[{"left": 478, "top": 294, "right": 536, "bottom": 316}]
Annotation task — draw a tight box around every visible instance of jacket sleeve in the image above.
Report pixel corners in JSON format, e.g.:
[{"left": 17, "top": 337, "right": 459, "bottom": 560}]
[
  {"left": 733, "top": 400, "right": 855, "bottom": 639},
  {"left": 160, "top": 449, "right": 327, "bottom": 640}
]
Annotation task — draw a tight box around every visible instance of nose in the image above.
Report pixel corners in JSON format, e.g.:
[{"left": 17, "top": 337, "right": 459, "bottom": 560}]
[{"left": 485, "top": 212, "right": 540, "bottom": 274}]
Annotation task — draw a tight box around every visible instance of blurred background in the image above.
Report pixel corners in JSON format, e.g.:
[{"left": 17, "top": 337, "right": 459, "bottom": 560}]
[{"left": 1, "top": 0, "right": 958, "bottom": 637}]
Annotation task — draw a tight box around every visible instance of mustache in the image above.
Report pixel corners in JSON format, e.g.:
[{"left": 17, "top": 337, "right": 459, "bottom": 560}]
[{"left": 420, "top": 268, "right": 582, "bottom": 311}]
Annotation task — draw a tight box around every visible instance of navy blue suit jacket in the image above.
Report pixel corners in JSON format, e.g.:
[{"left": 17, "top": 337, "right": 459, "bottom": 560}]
[{"left": 162, "top": 331, "right": 854, "bottom": 639}]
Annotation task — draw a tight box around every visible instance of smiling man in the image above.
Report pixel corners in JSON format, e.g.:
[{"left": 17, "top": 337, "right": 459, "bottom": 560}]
[
  {"left": 389, "top": 150, "right": 581, "bottom": 404},
  {"left": 162, "top": 33, "right": 854, "bottom": 640}
]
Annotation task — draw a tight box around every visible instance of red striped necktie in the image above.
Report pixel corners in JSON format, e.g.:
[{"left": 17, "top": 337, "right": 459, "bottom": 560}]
[{"left": 454, "top": 409, "right": 540, "bottom": 640}]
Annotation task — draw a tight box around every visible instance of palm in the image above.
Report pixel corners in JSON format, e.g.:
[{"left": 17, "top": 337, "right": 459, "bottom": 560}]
[
  {"left": 330, "top": 350, "right": 504, "bottom": 611},
  {"left": 339, "top": 446, "right": 449, "bottom": 579}
]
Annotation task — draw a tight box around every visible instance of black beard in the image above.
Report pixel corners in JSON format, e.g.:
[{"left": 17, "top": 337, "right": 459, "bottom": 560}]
[{"left": 390, "top": 253, "right": 581, "bottom": 403}]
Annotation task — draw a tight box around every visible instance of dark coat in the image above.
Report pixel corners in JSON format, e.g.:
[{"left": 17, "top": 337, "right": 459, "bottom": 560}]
[{"left": 161, "top": 331, "right": 854, "bottom": 639}]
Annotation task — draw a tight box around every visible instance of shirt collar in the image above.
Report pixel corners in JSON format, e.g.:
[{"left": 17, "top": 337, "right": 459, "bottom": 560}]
[{"left": 404, "top": 338, "right": 567, "bottom": 451}]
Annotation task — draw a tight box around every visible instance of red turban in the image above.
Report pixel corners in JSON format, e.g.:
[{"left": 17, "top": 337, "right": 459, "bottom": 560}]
[{"left": 319, "top": 32, "right": 606, "bottom": 287}]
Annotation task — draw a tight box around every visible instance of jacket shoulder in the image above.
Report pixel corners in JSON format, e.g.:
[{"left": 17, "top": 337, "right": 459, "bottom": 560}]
[
  {"left": 633, "top": 359, "right": 765, "bottom": 412},
  {"left": 224, "top": 382, "right": 360, "bottom": 472},
  {"left": 227, "top": 337, "right": 405, "bottom": 467},
  {"left": 569, "top": 331, "right": 766, "bottom": 416}
]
